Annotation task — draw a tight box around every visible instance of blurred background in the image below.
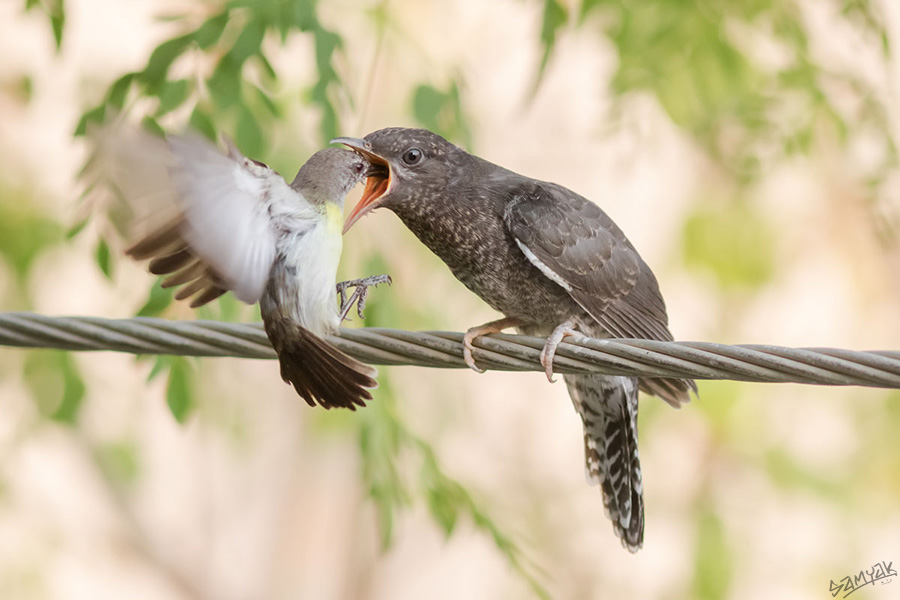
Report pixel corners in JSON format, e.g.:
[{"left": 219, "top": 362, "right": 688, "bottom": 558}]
[{"left": 1, "top": 0, "right": 900, "bottom": 598}]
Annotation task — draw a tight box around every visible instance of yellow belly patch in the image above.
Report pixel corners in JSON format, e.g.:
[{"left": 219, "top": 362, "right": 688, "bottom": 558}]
[{"left": 325, "top": 203, "right": 345, "bottom": 235}]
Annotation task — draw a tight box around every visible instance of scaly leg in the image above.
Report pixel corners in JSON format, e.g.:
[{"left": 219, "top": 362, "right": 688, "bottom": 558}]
[
  {"left": 462, "top": 317, "right": 526, "bottom": 373},
  {"left": 539, "top": 318, "right": 587, "bottom": 383},
  {"left": 336, "top": 274, "right": 392, "bottom": 321}
]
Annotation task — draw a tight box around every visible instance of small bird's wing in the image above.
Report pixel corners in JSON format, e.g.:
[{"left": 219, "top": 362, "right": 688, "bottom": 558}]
[
  {"left": 504, "top": 184, "right": 695, "bottom": 405},
  {"left": 100, "top": 126, "right": 313, "bottom": 305},
  {"left": 161, "top": 134, "right": 280, "bottom": 304}
]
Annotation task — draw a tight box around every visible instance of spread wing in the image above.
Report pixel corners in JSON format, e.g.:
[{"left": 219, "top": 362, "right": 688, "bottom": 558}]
[
  {"left": 503, "top": 184, "right": 695, "bottom": 406},
  {"left": 503, "top": 184, "right": 672, "bottom": 342},
  {"left": 99, "top": 127, "right": 308, "bottom": 306},
  {"left": 160, "top": 134, "right": 279, "bottom": 304}
]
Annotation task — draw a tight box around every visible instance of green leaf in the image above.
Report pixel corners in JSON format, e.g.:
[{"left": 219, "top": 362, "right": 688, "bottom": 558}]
[
  {"left": 413, "top": 84, "right": 443, "bottom": 130},
  {"left": 156, "top": 78, "right": 191, "bottom": 116},
  {"left": 106, "top": 73, "right": 135, "bottom": 110},
  {"left": 136, "top": 281, "right": 174, "bottom": 317},
  {"left": 95, "top": 238, "right": 112, "bottom": 279},
  {"left": 141, "top": 115, "right": 165, "bottom": 138},
  {"left": 23, "top": 351, "right": 85, "bottom": 424},
  {"left": 65, "top": 216, "right": 89, "bottom": 240},
  {"left": 25, "top": 0, "right": 65, "bottom": 51},
  {"left": 189, "top": 106, "right": 217, "bottom": 141},
  {"left": 425, "top": 483, "right": 459, "bottom": 537},
  {"left": 165, "top": 358, "right": 193, "bottom": 423},
  {"left": 74, "top": 105, "right": 106, "bottom": 137},
  {"left": 0, "top": 193, "right": 62, "bottom": 278},
  {"left": 54, "top": 353, "right": 85, "bottom": 423},
  {"left": 146, "top": 355, "right": 168, "bottom": 382},
  {"left": 412, "top": 82, "right": 471, "bottom": 147},
  {"left": 140, "top": 34, "right": 193, "bottom": 91},
  {"left": 95, "top": 442, "right": 141, "bottom": 485},
  {"left": 251, "top": 83, "right": 281, "bottom": 118},
  {"left": 255, "top": 52, "right": 277, "bottom": 82},
  {"left": 50, "top": 0, "right": 65, "bottom": 51},
  {"left": 229, "top": 18, "right": 266, "bottom": 65},
  {"left": 536, "top": 0, "right": 567, "bottom": 84},
  {"left": 208, "top": 55, "right": 242, "bottom": 109},
  {"left": 193, "top": 12, "right": 229, "bottom": 49},
  {"left": 236, "top": 103, "right": 264, "bottom": 158},
  {"left": 313, "top": 28, "right": 341, "bottom": 76},
  {"left": 691, "top": 510, "right": 733, "bottom": 599}
]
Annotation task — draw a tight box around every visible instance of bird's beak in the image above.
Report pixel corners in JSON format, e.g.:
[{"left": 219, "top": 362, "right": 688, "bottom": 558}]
[{"left": 331, "top": 137, "right": 394, "bottom": 233}]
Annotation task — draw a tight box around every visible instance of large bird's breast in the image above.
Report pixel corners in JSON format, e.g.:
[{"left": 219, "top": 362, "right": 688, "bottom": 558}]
[
  {"left": 261, "top": 209, "right": 342, "bottom": 336},
  {"left": 391, "top": 192, "right": 580, "bottom": 325}
]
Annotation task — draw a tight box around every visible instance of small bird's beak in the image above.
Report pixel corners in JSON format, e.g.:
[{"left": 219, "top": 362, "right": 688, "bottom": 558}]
[{"left": 331, "top": 137, "right": 393, "bottom": 233}]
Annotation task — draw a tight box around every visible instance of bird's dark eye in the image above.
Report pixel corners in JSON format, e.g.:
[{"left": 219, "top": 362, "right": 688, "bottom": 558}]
[
  {"left": 353, "top": 161, "right": 365, "bottom": 174},
  {"left": 402, "top": 148, "right": 423, "bottom": 166}
]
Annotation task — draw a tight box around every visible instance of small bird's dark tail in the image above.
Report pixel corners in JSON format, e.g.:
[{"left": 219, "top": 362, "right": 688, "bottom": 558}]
[
  {"left": 565, "top": 373, "right": 644, "bottom": 553},
  {"left": 265, "top": 319, "right": 378, "bottom": 410}
]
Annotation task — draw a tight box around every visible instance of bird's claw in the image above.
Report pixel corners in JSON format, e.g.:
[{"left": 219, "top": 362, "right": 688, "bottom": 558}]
[
  {"left": 462, "top": 331, "right": 486, "bottom": 374},
  {"left": 336, "top": 274, "right": 392, "bottom": 322},
  {"left": 461, "top": 317, "right": 524, "bottom": 374},
  {"left": 540, "top": 319, "right": 584, "bottom": 383}
]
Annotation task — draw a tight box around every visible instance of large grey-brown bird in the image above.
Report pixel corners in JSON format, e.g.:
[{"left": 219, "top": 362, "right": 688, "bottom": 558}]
[
  {"left": 97, "top": 127, "right": 388, "bottom": 409},
  {"left": 334, "top": 128, "right": 696, "bottom": 551}
]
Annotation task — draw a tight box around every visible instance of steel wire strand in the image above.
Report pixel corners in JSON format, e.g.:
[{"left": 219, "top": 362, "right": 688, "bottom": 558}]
[{"left": 2, "top": 312, "right": 900, "bottom": 388}]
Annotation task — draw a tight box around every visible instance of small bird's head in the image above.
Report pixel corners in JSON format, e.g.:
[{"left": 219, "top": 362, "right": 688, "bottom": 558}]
[
  {"left": 332, "top": 128, "right": 465, "bottom": 232},
  {"left": 290, "top": 147, "right": 368, "bottom": 208}
]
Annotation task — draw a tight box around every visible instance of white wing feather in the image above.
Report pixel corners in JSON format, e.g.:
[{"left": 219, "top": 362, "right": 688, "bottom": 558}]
[
  {"left": 94, "top": 124, "right": 319, "bottom": 305},
  {"left": 167, "top": 135, "right": 280, "bottom": 303}
]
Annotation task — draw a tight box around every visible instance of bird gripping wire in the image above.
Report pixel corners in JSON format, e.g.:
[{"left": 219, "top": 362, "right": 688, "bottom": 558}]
[{"left": 2, "top": 312, "right": 900, "bottom": 388}]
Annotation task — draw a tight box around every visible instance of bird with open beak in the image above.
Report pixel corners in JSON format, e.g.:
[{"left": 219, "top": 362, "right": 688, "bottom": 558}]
[
  {"left": 335, "top": 128, "right": 697, "bottom": 551},
  {"left": 97, "top": 125, "right": 389, "bottom": 410}
]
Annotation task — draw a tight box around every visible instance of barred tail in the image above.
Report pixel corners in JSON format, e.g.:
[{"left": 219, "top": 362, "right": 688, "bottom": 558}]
[
  {"left": 265, "top": 318, "right": 377, "bottom": 410},
  {"left": 564, "top": 374, "right": 644, "bottom": 552}
]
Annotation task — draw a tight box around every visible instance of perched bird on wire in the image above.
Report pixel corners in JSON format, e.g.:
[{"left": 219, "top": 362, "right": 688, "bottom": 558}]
[
  {"left": 95, "top": 126, "right": 389, "bottom": 409},
  {"left": 335, "top": 128, "right": 696, "bottom": 551}
]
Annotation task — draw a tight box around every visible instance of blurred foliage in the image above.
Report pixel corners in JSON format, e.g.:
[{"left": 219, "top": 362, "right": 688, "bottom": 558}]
[
  {"left": 692, "top": 508, "right": 733, "bottom": 599},
  {"left": 74, "top": 0, "right": 345, "bottom": 153},
  {"left": 94, "top": 441, "right": 141, "bottom": 486},
  {"left": 2, "top": 0, "right": 897, "bottom": 596},
  {"left": 542, "top": 0, "right": 897, "bottom": 183},
  {"left": 0, "top": 186, "right": 63, "bottom": 284},
  {"left": 145, "top": 355, "right": 196, "bottom": 423},
  {"left": 67, "top": 0, "right": 542, "bottom": 589},
  {"left": 413, "top": 82, "right": 472, "bottom": 149},
  {"left": 681, "top": 200, "right": 776, "bottom": 291},
  {"left": 23, "top": 0, "right": 66, "bottom": 52},
  {"left": 23, "top": 351, "right": 85, "bottom": 423},
  {"left": 353, "top": 255, "right": 547, "bottom": 594}
]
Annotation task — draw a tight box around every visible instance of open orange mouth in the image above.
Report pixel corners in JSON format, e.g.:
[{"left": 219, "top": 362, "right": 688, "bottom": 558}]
[{"left": 332, "top": 137, "right": 393, "bottom": 233}]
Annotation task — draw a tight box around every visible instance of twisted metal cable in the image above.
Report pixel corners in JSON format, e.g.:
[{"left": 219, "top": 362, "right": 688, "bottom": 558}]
[{"left": 2, "top": 312, "right": 900, "bottom": 388}]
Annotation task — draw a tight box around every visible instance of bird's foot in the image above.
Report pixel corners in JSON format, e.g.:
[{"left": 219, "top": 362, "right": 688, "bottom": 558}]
[
  {"left": 336, "top": 274, "right": 392, "bottom": 321},
  {"left": 462, "top": 317, "right": 525, "bottom": 373},
  {"left": 540, "top": 319, "right": 586, "bottom": 383}
]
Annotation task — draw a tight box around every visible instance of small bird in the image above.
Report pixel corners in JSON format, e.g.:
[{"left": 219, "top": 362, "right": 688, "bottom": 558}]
[
  {"left": 335, "top": 128, "right": 696, "bottom": 551},
  {"left": 97, "top": 127, "right": 389, "bottom": 409}
]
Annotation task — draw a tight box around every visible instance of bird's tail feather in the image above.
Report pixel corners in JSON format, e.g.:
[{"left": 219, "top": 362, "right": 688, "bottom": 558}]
[
  {"left": 266, "top": 319, "right": 377, "bottom": 410},
  {"left": 638, "top": 376, "right": 696, "bottom": 408},
  {"left": 565, "top": 373, "right": 644, "bottom": 553}
]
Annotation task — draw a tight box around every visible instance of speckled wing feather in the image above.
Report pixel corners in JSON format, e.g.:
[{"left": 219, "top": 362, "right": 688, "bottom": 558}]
[
  {"left": 503, "top": 184, "right": 671, "bottom": 339},
  {"left": 503, "top": 184, "right": 695, "bottom": 406}
]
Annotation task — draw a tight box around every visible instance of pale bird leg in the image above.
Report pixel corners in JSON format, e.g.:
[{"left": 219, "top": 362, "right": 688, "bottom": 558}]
[
  {"left": 462, "top": 317, "right": 526, "bottom": 374},
  {"left": 540, "top": 318, "right": 587, "bottom": 383},
  {"left": 336, "top": 274, "right": 392, "bottom": 321}
]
